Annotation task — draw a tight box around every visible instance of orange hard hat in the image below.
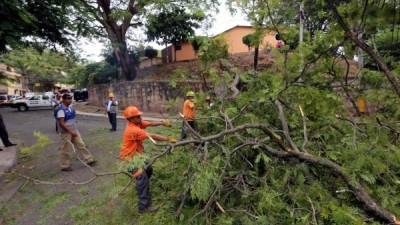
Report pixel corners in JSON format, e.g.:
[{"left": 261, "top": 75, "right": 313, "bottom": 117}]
[{"left": 123, "top": 106, "right": 143, "bottom": 119}]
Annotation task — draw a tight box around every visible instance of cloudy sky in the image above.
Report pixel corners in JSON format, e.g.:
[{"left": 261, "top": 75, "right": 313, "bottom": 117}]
[{"left": 78, "top": 0, "right": 250, "bottom": 62}]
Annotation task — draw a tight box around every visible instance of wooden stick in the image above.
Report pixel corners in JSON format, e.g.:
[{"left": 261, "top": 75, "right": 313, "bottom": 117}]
[
  {"left": 148, "top": 136, "right": 157, "bottom": 144},
  {"left": 216, "top": 201, "right": 226, "bottom": 213}
]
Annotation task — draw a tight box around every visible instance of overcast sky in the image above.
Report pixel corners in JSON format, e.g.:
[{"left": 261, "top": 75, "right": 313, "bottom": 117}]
[{"left": 78, "top": 0, "right": 250, "bottom": 62}]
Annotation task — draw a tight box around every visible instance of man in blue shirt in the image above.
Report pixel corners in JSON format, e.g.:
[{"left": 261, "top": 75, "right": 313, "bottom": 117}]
[{"left": 56, "top": 93, "right": 96, "bottom": 171}]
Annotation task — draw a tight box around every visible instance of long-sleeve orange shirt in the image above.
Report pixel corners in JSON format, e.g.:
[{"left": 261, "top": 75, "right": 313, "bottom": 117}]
[
  {"left": 120, "top": 120, "right": 151, "bottom": 160},
  {"left": 183, "top": 99, "right": 195, "bottom": 121}
]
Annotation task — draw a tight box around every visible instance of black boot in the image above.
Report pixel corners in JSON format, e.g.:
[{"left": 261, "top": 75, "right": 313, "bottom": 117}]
[{"left": 5, "top": 143, "right": 16, "bottom": 147}]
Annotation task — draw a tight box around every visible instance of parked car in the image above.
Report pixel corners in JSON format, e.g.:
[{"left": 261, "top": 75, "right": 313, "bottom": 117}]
[
  {"left": 11, "top": 94, "right": 53, "bottom": 111},
  {"left": 0, "top": 95, "right": 8, "bottom": 104},
  {"left": 73, "top": 89, "right": 88, "bottom": 102},
  {"left": 24, "top": 92, "right": 35, "bottom": 99},
  {"left": 8, "top": 95, "right": 22, "bottom": 102},
  {"left": 44, "top": 91, "right": 54, "bottom": 98}
]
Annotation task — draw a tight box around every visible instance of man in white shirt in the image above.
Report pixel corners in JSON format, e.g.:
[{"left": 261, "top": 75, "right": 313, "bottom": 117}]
[{"left": 106, "top": 93, "right": 118, "bottom": 132}]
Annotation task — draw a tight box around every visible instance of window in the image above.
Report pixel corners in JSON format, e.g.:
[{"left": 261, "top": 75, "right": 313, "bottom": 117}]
[
  {"left": 42, "top": 95, "right": 49, "bottom": 100},
  {"left": 175, "top": 45, "right": 182, "bottom": 51},
  {"left": 30, "top": 96, "right": 39, "bottom": 100}
]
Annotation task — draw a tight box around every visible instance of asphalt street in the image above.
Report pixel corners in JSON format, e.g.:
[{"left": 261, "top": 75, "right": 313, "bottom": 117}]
[{"left": 1, "top": 106, "right": 127, "bottom": 147}]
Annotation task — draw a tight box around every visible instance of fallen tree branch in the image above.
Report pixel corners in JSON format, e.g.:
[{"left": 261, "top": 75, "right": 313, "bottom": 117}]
[
  {"left": 13, "top": 170, "right": 129, "bottom": 186},
  {"left": 275, "top": 100, "right": 300, "bottom": 152},
  {"left": 176, "top": 158, "right": 194, "bottom": 218},
  {"left": 230, "top": 73, "right": 240, "bottom": 99},
  {"left": 225, "top": 209, "right": 259, "bottom": 220},
  {"left": 299, "top": 105, "right": 309, "bottom": 152},
  {"left": 11, "top": 139, "right": 132, "bottom": 186},
  {"left": 326, "top": 1, "right": 400, "bottom": 97},
  {"left": 258, "top": 143, "right": 400, "bottom": 225},
  {"left": 307, "top": 196, "right": 318, "bottom": 225},
  {"left": 190, "top": 188, "right": 218, "bottom": 221},
  {"left": 178, "top": 114, "right": 202, "bottom": 139}
]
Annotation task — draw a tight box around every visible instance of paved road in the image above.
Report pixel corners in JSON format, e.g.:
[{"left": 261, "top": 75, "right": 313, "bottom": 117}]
[
  {"left": 0, "top": 107, "right": 129, "bottom": 225},
  {"left": 1, "top": 107, "right": 127, "bottom": 147}
]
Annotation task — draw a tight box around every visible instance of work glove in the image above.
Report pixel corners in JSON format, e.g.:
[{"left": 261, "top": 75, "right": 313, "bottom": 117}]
[
  {"left": 168, "top": 137, "right": 177, "bottom": 143},
  {"left": 127, "top": 164, "right": 143, "bottom": 177},
  {"left": 162, "top": 119, "right": 172, "bottom": 127}
]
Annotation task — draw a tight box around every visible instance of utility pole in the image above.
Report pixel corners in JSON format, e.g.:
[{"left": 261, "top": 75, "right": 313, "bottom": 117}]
[
  {"left": 298, "top": 0, "right": 305, "bottom": 74},
  {"left": 357, "top": 33, "right": 364, "bottom": 68},
  {"left": 355, "top": 0, "right": 364, "bottom": 69},
  {"left": 299, "top": 1, "right": 304, "bottom": 43}
]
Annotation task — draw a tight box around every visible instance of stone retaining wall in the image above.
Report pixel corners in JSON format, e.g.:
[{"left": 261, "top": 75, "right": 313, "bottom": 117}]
[{"left": 88, "top": 80, "right": 203, "bottom": 113}]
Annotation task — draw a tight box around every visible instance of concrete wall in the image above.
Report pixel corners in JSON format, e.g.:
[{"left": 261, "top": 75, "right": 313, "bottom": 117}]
[
  {"left": 88, "top": 80, "right": 203, "bottom": 113},
  {"left": 139, "top": 58, "right": 162, "bottom": 69}
]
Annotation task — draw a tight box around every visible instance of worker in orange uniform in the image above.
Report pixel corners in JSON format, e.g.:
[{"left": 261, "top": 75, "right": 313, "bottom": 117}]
[
  {"left": 120, "top": 106, "right": 175, "bottom": 213},
  {"left": 180, "top": 91, "right": 196, "bottom": 140}
]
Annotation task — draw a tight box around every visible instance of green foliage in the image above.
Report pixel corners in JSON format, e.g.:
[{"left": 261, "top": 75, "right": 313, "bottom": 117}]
[
  {"left": 68, "top": 45, "right": 145, "bottom": 87},
  {"left": 190, "top": 36, "right": 208, "bottom": 52},
  {"left": 198, "top": 36, "right": 229, "bottom": 67},
  {"left": 190, "top": 156, "right": 222, "bottom": 201},
  {"left": 1, "top": 47, "right": 77, "bottom": 86},
  {"left": 40, "top": 192, "right": 70, "bottom": 213},
  {"left": 242, "top": 34, "right": 253, "bottom": 49},
  {"left": 368, "top": 29, "right": 400, "bottom": 68},
  {"left": 68, "top": 61, "right": 118, "bottom": 87},
  {"left": 280, "top": 26, "right": 300, "bottom": 50},
  {"left": 0, "top": 71, "right": 13, "bottom": 86},
  {"left": 20, "top": 131, "right": 52, "bottom": 155},
  {"left": 146, "top": 4, "right": 204, "bottom": 46},
  {"left": 0, "top": 0, "right": 75, "bottom": 51}
]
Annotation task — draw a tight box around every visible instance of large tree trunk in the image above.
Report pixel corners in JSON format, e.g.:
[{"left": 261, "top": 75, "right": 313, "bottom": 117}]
[
  {"left": 107, "top": 27, "right": 136, "bottom": 81},
  {"left": 112, "top": 40, "right": 136, "bottom": 81},
  {"left": 92, "top": 0, "right": 138, "bottom": 81}
]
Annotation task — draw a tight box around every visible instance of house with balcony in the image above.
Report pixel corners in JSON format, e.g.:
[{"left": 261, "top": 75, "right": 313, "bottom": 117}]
[{"left": 0, "top": 64, "right": 28, "bottom": 96}]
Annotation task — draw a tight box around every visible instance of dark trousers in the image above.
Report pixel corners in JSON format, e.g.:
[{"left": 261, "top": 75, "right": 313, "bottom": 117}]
[
  {"left": 136, "top": 165, "right": 153, "bottom": 211},
  {"left": 180, "top": 120, "right": 197, "bottom": 140},
  {"left": 0, "top": 114, "right": 12, "bottom": 147},
  {"left": 107, "top": 112, "right": 117, "bottom": 131}
]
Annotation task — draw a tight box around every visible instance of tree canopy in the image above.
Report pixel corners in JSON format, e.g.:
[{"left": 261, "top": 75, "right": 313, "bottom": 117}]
[
  {"left": 146, "top": 5, "right": 204, "bottom": 47},
  {"left": 0, "top": 47, "right": 76, "bottom": 87},
  {"left": 0, "top": 0, "right": 76, "bottom": 52},
  {"left": 72, "top": 0, "right": 215, "bottom": 80}
]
